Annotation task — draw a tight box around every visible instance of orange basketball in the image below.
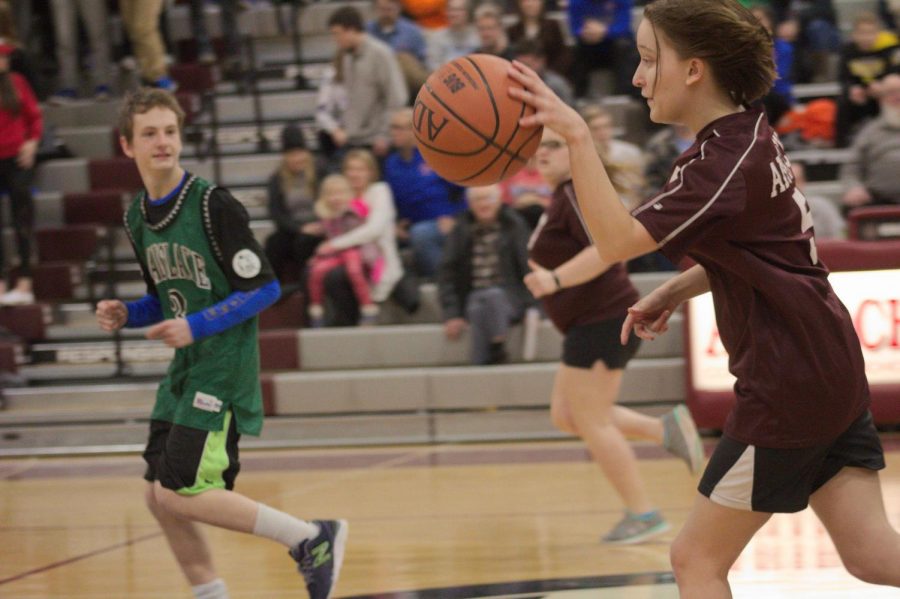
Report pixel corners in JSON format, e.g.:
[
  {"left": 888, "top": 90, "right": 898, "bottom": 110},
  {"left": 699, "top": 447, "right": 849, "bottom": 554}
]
[{"left": 413, "top": 54, "right": 543, "bottom": 186}]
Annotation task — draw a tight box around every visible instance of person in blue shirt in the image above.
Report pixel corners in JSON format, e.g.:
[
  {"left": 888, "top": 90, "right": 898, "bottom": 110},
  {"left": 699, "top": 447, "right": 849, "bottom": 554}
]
[
  {"left": 567, "top": 0, "right": 636, "bottom": 97},
  {"left": 367, "top": 0, "right": 429, "bottom": 98},
  {"left": 383, "top": 107, "right": 466, "bottom": 278}
]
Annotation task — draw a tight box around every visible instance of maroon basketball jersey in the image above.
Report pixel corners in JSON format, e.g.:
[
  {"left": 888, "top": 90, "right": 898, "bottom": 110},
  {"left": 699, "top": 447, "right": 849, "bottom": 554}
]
[
  {"left": 633, "top": 109, "right": 869, "bottom": 448},
  {"left": 529, "top": 180, "right": 639, "bottom": 334}
]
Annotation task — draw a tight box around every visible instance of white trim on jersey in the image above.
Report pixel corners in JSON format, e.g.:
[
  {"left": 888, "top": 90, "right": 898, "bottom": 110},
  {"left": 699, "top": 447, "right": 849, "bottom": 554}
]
[
  {"left": 563, "top": 184, "right": 596, "bottom": 245},
  {"left": 633, "top": 112, "right": 765, "bottom": 250}
]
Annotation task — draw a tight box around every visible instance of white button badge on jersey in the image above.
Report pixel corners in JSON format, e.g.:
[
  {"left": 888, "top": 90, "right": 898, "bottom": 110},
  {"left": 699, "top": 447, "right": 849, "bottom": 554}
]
[{"left": 232, "top": 249, "right": 262, "bottom": 279}]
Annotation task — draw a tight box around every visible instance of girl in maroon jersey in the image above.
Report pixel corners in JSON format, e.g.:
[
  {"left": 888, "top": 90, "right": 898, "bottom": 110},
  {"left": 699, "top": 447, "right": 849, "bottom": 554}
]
[
  {"left": 525, "top": 127, "right": 703, "bottom": 545},
  {"left": 511, "top": 0, "right": 900, "bottom": 595}
]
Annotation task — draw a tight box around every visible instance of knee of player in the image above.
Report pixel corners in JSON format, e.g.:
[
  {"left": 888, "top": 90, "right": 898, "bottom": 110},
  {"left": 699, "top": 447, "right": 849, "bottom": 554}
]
[
  {"left": 153, "top": 484, "right": 192, "bottom": 517},
  {"left": 669, "top": 534, "right": 696, "bottom": 578},
  {"left": 842, "top": 549, "right": 896, "bottom": 585}
]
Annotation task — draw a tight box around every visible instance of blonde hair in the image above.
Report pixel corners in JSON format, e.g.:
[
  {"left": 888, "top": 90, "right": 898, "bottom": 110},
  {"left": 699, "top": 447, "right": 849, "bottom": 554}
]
[
  {"left": 342, "top": 149, "right": 381, "bottom": 182},
  {"left": 314, "top": 174, "right": 354, "bottom": 219}
]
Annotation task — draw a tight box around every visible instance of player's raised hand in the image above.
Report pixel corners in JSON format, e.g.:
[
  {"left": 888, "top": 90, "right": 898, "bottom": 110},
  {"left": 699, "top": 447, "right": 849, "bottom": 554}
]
[
  {"left": 96, "top": 299, "right": 128, "bottom": 331},
  {"left": 147, "top": 318, "right": 194, "bottom": 348},
  {"left": 508, "top": 60, "right": 589, "bottom": 144},
  {"left": 524, "top": 259, "right": 558, "bottom": 298},
  {"left": 620, "top": 287, "right": 678, "bottom": 344}
]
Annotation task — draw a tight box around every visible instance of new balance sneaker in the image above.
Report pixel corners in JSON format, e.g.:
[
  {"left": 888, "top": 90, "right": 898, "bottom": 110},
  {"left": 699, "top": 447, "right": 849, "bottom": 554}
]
[
  {"left": 662, "top": 404, "right": 704, "bottom": 474},
  {"left": 602, "top": 511, "right": 670, "bottom": 545},
  {"left": 289, "top": 519, "right": 348, "bottom": 599}
]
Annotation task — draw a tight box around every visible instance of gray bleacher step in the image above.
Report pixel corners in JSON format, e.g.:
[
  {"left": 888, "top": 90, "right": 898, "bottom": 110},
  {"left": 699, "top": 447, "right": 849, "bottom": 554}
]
[
  {"left": 30, "top": 339, "right": 171, "bottom": 365},
  {"left": 299, "top": 315, "right": 683, "bottom": 370},
  {"left": 2, "top": 381, "right": 156, "bottom": 411},
  {"left": 182, "top": 155, "right": 282, "bottom": 188},
  {"left": 200, "top": 90, "right": 318, "bottom": 124},
  {"left": 787, "top": 148, "right": 854, "bottom": 166},
  {"left": 793, "top": 82, "right": 841, "bottom": 100},
  {"left": 57, "top": 125, "right": 115, "bottom": 160},
  {"left": 42, "top": 99, "right": 121, "bottom": 129},
  {"left": 19, "top": 361, "right": 169, "bottom": 381},
  {"left": 273, "top": 358, "right": 685, "bottom": 417},
  {"left": 45, "top": 323, "right": 148, "bottom": 341}
]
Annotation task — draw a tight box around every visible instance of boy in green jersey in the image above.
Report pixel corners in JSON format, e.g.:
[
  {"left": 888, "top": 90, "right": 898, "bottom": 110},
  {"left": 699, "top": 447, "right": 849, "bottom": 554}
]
[{"left": 96, "top": 88, "right": 347, "bottom": 599}]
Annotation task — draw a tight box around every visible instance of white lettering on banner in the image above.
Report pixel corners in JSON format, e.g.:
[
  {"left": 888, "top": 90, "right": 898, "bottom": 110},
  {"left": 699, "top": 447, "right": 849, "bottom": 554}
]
[{"left": 689, "top": 269, "right": 900, "bottom": 390}]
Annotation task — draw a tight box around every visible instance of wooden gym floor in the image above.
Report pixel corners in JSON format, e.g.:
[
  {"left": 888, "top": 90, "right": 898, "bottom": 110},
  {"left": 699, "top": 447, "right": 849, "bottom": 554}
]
[{"left": 2, "top": 437, "right": 900, "bottom": 598}]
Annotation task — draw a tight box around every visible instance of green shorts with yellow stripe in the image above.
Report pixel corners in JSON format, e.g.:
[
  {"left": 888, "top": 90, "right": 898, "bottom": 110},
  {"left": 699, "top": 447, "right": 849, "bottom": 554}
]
[{"left": 142, "top": 411, "right": 241, "bottom": 495}]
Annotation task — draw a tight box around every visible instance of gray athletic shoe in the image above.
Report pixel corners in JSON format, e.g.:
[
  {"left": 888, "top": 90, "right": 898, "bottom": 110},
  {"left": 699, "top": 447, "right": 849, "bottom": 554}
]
[
  {"left": 602, "top": 511, "right": 670, "bottom": 545},
  {"left": 662, "top": 404, "right": 704, "bottom": 474}
]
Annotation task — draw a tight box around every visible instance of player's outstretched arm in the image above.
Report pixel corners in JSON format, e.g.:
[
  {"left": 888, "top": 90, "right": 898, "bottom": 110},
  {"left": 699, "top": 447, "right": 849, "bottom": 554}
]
[
  {"left": 509, "top": 61, "right": 657, "bottom": 264},
  {"left": 96, "top": 299, "right": 128, "bottom": 332}
]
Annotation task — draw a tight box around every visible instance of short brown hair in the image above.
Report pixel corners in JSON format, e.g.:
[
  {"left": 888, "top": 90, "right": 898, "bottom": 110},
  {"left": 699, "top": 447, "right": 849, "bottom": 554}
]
[
  {"left": 644, "top": 0, "right": 776, "bottom": 105},
  {"left": 118, "top": 87, "right": 185, "bottom": 142}
]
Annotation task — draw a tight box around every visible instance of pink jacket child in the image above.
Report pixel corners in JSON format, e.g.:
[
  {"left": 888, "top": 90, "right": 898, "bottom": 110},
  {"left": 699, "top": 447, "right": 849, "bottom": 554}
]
[{"left": 306, "top": 174, "right": 383, "bottom": 327}]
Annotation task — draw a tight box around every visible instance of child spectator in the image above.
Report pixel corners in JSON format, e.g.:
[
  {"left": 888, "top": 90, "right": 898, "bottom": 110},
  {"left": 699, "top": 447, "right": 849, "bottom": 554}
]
[{"left": 306, "top": 174, "right": 382, "bottom": 328}]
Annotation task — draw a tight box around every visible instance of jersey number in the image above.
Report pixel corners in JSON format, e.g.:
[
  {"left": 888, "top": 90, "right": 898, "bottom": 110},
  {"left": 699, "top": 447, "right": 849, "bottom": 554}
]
[{"left": 792, "top": 188, "right": 818, "bottom": 265}]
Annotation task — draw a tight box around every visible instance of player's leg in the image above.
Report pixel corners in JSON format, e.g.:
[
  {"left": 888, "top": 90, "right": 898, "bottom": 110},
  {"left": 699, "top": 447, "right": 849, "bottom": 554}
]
[
  {"left": 152, "top": 413, "right": 347, "bottom": 599},
  {"left": 562, "top": 362, "right": 653, "bottom": 513},
  {"left": 142, "top": 421, "right": 226, "bottom": 596},
  {"left": 808, "top": 410, "right": 898, "bottom": 586},
  {"left": 144, "top": 482, "right": 222, "bottom": 589},
  {"left": 549, "top": 365, "right": 577, "bottom": 435},
  {"left": 811, "top": 468, "right": 900, "bottom": 586},
  {"left": 670, "top": 494, "right": 770, "bottom": 599}
]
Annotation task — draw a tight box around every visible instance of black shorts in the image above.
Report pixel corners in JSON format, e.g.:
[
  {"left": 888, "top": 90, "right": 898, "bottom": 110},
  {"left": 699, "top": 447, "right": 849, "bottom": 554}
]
[
  {"left": 562, "top": 316, "right": 641, "bottom": 370},
  {"left": 699, "top": 409, "right": 885, "bottom": 513},
  {"left": 142, "top": 411, "right": 241, "bottom": 495}
]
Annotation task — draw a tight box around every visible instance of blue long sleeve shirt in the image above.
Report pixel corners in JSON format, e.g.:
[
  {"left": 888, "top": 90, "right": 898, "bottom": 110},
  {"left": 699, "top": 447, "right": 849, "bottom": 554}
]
[{"left": 384, "top": 149, "right": 466, "bottom": 223}]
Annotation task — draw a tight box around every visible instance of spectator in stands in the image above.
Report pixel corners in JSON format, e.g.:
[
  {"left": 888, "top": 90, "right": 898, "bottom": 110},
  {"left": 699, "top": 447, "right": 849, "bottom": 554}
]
[
  {"left": 264, "top": 123, "right": 322, "bottom": 287},
  {"left": 383, "top": 107, "right": 465, "bottom": 278},
  {"left": 510, "top": 39, "right": 575, "bottom": 108},
  {"left": 306, "top": 174, "right": 382, "bottom": 328},
  {"left": 315, "top": 53, "right": 349, "bottom": 170},
  {"left": 368, "top": 0, "right": 429, "bottom": 98},
  {"left": 403, "top": 0, "right": 448, "bottom": 30},
  {"left": 473, "top": 3, "right": 514, "bottom": 61},
  {"left": 327, "top": 6, "right": 408, "bottom": 158},
  {"left": 643, "top": 124, "right": 694, "bottom": 191},
  {"left": 0, "top": 42, "right": 39, "bottom": 305},
  {"left": 498, "top": 155, "right": 551, "bottom": 230},
  {"left": 581, "top": 104, "right": 645, "bottom": 210},
  {"left": 785, "top": 0, "right": 842, "bottom": 83},
  {"left": 507, "top": 0, "right": 570, "bottom": 75},
  {"left": 567, "top": 0, "right": 636, "bottom": 97},
  {"left": 438, "top": 185, "right": 533, "bottom": 365},
  {"left": 835, "top": 12, "right": 896, "bottom": 146},
  {"left": 752, "top": 5, "right": 795, "bottom": 125},
  {"left": 188, "top": 0, "right": 243, "bottom": 79},
  {"left": 318, "top": 149, "right": 405, "bottom": 326},
  {"left": 426, "top": 0, "right": 478, "bottom": 70},
  {"left": 791, "top": 161, "right": 845, "bottom": 238},
  {"left": 49, "top": 0, "right": 112, "bottom": 101},
  {"left": 0, "top": 1, "right": 36, "bottom": 91},
  {"left": 840, "top": 73, "right": 900, "bottom": 209},
  {"left": 118, "top": 0, "right": 174, "bottom": 90}
]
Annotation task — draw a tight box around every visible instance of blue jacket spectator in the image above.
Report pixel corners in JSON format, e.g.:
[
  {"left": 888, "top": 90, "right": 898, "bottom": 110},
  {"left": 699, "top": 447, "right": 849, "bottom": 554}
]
[
  {"left": 383, "top": 108, "right": 466, "bottom": 277},
  {"left": 567, "top": 0, "right": 632, "bottom": 41},
  {"left": 567, "top": 0, "right": 636, "bottom": 97}
]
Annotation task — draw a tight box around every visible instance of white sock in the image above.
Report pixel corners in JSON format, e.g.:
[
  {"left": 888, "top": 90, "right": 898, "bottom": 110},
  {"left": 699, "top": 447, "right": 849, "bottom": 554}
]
[
  {"left": 192, "top": 578, "right": 229, "bottom": 599},
  {"left": 253, "top": 503, "right": 320, "bottom": 548}
]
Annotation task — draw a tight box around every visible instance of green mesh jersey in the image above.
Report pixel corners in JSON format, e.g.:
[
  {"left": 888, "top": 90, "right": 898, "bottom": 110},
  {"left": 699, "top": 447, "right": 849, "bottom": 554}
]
[{"left": 124, "top": 174, "right": 263, "bottom": 435}]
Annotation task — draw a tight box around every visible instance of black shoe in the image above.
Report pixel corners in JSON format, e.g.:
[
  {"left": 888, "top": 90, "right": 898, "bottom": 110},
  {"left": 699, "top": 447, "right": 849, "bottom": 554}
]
[
  {"left": 289, "top": 519, "right": 348, "bottom": 599},
  {"left": 488, "top": 341, "right": 508, "bottom": 365}
]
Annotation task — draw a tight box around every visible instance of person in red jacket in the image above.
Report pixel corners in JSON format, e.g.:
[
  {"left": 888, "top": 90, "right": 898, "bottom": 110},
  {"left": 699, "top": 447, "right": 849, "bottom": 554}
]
[{"left": 0, "top": 42, "right": 40, "bottom": 305}]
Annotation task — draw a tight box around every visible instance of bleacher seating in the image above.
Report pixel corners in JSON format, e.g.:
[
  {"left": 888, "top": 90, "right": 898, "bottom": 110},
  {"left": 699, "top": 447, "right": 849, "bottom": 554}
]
[{"left": 2, "top": 0, "right": 894, "bottom": 458}]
